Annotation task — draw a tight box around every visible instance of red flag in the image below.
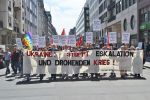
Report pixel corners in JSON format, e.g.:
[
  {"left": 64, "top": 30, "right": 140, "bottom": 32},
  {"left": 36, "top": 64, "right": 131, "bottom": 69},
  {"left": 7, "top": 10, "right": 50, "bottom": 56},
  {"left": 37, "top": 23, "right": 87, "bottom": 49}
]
[
  {"left": 76, "top": 40, "right": 80, "bottom": 47},
  {"left": 79, "top": 36, "right": 83, "bottom": 45},
  {"left": 107, "top": 32, "right": 110, "bottom": 49},
  {"left": 50, "top": 36, "right": 53, "bottom": 45},
  {"left": 61, "top": 28, "right": 65, "bottom": 35}
]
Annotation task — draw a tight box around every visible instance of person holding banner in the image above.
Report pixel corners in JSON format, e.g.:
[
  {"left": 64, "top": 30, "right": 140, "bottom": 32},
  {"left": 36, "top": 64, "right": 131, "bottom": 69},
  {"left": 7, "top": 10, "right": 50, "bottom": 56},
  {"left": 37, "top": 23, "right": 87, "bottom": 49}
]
[
  {"left": 23, "top": 47, "right": 32, "bottom": 81},
  {"left": 60, "top": 45, "right": 70, "bottom": 80},
  {"left": 132, "top": 47, "right": 143, "bottom": 78},
  {"left": 71, "top": 48, "right": 82, "bottom": 79},
  {"left": 118, "top": 45, "right": 129, "bottom": 79},
  {"left": 48, "top": 47, "right": 58, "bottom": 80},
  {"left": 36, "top": 48, "right": 46, "bottom": 81}
]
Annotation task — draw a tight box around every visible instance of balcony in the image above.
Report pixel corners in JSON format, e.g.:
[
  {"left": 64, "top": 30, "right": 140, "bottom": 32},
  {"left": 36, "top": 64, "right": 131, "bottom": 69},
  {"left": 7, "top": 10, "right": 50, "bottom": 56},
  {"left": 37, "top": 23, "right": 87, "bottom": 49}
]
[
  {"left": 107, "top": 1, "right": 116, "bottom": 11},
  {"left": 0, "top": 21, "right": 3, "bottom": 29},
  {"left": 108, "top": 15, "right": 116, "bottom": 23},
  {"left": 13, "top": 0, "right": 21, "bottom": 11},
  {"left": 14, "top": 27, "right": 20, "bottom": 33}
]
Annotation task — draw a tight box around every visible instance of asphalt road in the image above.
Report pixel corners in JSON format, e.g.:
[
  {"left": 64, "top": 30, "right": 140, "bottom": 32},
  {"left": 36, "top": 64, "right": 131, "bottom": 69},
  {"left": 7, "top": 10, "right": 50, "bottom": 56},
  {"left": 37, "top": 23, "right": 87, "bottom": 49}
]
[{"left": 0, "top": 66, "right": 150, "bottom": 100}]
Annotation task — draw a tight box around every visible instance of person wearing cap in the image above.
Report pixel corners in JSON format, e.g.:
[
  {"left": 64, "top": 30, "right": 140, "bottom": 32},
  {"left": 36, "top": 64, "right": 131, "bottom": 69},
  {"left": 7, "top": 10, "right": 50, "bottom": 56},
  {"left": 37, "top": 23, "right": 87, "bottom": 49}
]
[{"left": 4, "top": 47, "right": 11, "bottom": 75}]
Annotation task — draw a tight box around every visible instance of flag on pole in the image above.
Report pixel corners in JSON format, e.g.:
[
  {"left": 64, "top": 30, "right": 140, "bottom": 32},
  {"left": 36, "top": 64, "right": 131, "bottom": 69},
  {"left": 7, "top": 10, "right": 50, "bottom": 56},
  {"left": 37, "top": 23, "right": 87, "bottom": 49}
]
[
  {"left": 61, "top": 28, "right": 65, "bottom": 35},
  {"left": 107, "top": 32, "right": 110, "bottom": 48},
  {"left": 22, "top": 32, "right": 33, "bottom": 50},
  {"left": 79, "top": 35, "right": 83, "bottom": 46}
]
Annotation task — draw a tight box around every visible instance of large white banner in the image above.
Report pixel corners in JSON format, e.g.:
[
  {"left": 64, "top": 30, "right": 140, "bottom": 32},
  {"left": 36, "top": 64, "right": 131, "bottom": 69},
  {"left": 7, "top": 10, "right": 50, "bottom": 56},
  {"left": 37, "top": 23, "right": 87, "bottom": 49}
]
[
  {"left": 122, "top": 33, "right": 130, "bottom": 44},
  {"left": 23, "top": 50, "right": 143, "bottom": 74},
  {"left": 38, "top": 36, "right": 46, "bottom": 48},
  {"left": 86, "top": 32, "right": 93, "bottom": 44},
  {"left": 93, "top": 19, "right": 101, "bottom": 31},
  {"left": 32, "top": 35, "right": 39, "bottom": 46},
  {"left": 16, "top": 38, "right": 23, "bottom": 48},
  {"left": 59, "top": 36, "right": 68, "bottom": 46},
  {"left": 68, "top": 35, "right": 76, "bottom": 47},
  {"left": 109, "top": 32, "right": 117, "bottom": 43},
  {"left": 52, "top": 35, "right": 59, "bottom": 45}
]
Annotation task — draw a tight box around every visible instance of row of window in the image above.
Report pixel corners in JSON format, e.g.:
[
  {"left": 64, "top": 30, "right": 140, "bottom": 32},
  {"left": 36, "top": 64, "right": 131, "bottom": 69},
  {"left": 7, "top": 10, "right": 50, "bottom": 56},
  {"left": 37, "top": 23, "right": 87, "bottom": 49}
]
[
  {"left": 99, "top": 12, "right": 107, "bottom": 23},
  {"left": 140, "top": 6, "right": 150, "bottom": 23},
  {"left": 123, "top": 15, "right": 135, "bottom": 31},
  {"left": 99, "top": 1, "right": 107, "bottom": 14},
  {"left": 122, "top": 0, "right": 136, "bottom": 11},
  {"left": 8, "top": 0, "right": 11, "bottom": 11}
]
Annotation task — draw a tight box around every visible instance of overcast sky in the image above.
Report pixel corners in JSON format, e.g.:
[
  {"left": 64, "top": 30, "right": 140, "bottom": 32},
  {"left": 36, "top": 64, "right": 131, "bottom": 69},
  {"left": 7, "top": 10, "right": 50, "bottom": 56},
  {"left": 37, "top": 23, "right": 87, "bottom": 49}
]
[{"left": 44, "top": 0, "right": 86, "bottom": 35}]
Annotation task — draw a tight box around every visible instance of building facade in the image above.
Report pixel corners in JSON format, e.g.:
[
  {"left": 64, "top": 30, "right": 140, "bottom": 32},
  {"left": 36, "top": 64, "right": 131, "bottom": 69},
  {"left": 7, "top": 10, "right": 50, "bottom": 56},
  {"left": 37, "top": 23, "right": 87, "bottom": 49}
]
[
  {"left": 138, "top": 0, "right": 150, "bottom": 45},
  {"left": 37, "top": 0, "right": 46, "bottom": 36},
  {"left": 76, "top": 5, "right": 90, "bottom": 42},
  {"left": 24, "top": 0, "right": 38, "bottom": 35},
  {"left": 84, "top": 0, "right": 138, "bottom": 46},
  {"left": 0, "top": 0, "right": 14, "bottom": 45},
  {"left": 45, "top": 11, "right": 57, "bottom": 36},
  {"left": 69, "top": 27, "right": 76, "bottom": 35}
]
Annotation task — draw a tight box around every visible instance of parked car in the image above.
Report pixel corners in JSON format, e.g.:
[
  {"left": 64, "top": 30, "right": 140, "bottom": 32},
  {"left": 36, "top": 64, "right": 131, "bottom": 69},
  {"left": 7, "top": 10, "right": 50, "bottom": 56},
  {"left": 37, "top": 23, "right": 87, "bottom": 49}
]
[{"left": 0, "top": 53, "right": 5, "bottom": 69}]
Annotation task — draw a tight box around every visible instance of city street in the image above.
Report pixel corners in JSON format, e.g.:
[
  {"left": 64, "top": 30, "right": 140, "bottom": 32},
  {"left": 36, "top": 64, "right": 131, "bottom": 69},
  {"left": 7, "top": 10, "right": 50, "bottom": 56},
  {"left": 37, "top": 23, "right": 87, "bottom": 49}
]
[{"left": 0, "top": 64, "right": 150, "bottom": 100}]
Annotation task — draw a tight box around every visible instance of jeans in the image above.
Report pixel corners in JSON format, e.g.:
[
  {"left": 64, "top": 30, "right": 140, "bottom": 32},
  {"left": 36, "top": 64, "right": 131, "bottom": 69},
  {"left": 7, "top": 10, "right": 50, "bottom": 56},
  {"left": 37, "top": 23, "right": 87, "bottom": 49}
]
[
  {"left": 11, "top": 61, "right": 20, "bottom": 74},
  {"left": 5, "top": 60, "right": 10, "bottom": 75}
]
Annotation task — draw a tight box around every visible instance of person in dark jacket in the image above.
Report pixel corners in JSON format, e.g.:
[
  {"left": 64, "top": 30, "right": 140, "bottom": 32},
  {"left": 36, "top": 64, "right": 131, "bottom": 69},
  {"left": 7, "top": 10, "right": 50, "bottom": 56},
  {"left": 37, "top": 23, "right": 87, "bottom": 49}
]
[{"left": 11, "top": 47, "right": 21, "bottom": 74}]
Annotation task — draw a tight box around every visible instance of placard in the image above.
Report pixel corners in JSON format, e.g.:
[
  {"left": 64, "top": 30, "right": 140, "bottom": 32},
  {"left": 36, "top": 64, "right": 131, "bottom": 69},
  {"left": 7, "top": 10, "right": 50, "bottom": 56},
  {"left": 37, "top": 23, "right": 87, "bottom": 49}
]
[
  {"left": 138, "top": 42, "right": 143, "bottom": 49},
  {"left": 52, "top": 35, "right": 59, "bottom": 45},
  {"left": 68, "top": 35, "right": 76, "bottom": 47},
  {"left": 86, "top": 32, "right": 93, "bottom": 44},
  {"left": 93, "top": 19, "right": 101, "bottom": 31},
  {"left": 38, "top": 36, "right": 46, "bottom": 48},
  {"left": 122, "top": 33, "right": 130, "bottom": 44},
  {"left": 16, "top": 38, "right": 23, "bottom": 48},
  {"left": 59, "top": 36, "right": 68, "bottom": 46},
  {"left": 109, "top": 32, "right": 117, "bottom": 43},
  {"left": 32, "top": 35, "right": 39, "bottom": 46}
]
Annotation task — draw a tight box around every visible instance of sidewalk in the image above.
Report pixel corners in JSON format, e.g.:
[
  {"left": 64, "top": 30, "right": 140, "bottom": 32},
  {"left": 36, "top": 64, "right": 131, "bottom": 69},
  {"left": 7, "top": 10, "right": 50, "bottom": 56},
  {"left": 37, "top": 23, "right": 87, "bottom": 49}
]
[{"left": 145, "top": 57, "right": 150, "bottom": 68}]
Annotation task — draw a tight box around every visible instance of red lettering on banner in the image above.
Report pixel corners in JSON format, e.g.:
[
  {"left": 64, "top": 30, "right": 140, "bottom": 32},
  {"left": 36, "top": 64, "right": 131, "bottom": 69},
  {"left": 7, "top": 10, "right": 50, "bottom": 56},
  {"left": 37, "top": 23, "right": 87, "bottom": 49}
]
[
  {"left": 93, "top": 60, "right": 110, "bottom": 65},
  {"left": 26, "top": 51, "right": 53, "bottom": 57},
  {"left": 67, "top": 51, "right": 89, "bottom": 57}
]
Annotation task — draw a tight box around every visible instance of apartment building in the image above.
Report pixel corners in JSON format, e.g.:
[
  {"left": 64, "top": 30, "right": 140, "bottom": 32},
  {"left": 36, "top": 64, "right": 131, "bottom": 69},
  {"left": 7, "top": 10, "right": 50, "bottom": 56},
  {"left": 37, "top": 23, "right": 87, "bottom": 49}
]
[
  {"left": 24, "top": 0, "right": 38, "bottom": 35},
  {"left": 75, "top": 4, "right": 90, "bottom": 42},
  {"left": 138, "top": 0, "right": 150, "bottom": 45},
  {"left": 86, "top": 0, "right": 138, "bottom": 45},
  {"left": 69, "top": 27, "right": 76, "bottom": 35},
  {"left": 37, "top": 0, "right": 46, "bottom": 36},
  {"left": 0, "top": 0, "right": 14, "bottom": 45}
]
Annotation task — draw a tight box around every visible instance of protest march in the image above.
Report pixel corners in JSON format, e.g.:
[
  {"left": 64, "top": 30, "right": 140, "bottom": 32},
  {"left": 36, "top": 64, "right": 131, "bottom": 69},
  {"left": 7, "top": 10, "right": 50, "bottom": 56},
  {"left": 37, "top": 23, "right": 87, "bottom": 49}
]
[{"left": 4, "top": 31, "right": 143, "bottom": 82}]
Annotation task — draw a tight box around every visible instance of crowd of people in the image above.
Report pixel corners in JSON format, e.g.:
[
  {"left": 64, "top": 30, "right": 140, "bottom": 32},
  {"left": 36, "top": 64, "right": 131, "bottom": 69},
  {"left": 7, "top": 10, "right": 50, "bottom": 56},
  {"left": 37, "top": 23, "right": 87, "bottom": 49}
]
[{"left": 0, "top": 43, "right": 146, "bottom": 82}]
